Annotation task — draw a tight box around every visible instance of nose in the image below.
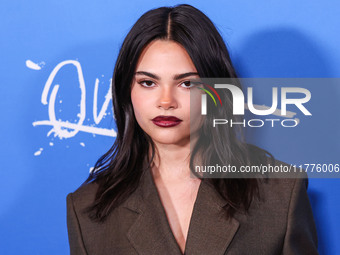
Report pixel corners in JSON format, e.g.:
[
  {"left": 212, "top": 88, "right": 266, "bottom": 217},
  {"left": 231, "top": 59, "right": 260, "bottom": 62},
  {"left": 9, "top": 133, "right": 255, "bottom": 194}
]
[{"left": 157, "top": 86, "right": 178, "bottom": 110}]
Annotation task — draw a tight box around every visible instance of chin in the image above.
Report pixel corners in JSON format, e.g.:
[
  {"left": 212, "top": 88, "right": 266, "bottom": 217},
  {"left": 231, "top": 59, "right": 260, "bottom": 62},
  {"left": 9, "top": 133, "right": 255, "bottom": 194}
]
[{"left": 151, "top": 136, "right": 190, "bottom": 146}]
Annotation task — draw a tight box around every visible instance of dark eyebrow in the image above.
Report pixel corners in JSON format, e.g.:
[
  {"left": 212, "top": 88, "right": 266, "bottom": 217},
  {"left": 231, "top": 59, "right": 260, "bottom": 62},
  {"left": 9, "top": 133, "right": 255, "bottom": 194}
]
[
  {"left": 173, "top": 72, "right": 199, "bottom": 80},
  {"left": 134, "top": 71, "right": 160, "bottom": 80},
  {"left": 134, "top": 71, "right": 199, "bottom": 80}
]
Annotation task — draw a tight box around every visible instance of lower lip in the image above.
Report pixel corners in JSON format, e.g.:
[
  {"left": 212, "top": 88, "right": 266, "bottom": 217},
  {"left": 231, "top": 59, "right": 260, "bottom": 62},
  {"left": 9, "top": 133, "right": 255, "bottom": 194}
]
[{"left": 152, "top": 120, "right": 182, "bottom": 127}]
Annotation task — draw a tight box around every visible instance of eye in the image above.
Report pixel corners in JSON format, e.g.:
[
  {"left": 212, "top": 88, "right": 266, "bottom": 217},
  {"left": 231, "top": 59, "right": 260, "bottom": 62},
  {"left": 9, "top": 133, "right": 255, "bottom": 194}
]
[
  {"left": 180, "top": 80, "right": 202, "bottom": 89},
  {"left": 180, "top": 80, "right": 195, "bottom": 89},
  {"left": 138, "top": 80, "right": 156, "bottom": 88}
]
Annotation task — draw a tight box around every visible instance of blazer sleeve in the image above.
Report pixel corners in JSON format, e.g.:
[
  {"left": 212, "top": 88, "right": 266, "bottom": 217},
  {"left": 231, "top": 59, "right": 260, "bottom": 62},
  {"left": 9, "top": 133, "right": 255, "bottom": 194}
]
[
  {"left": 66, "top": 193, "right": 88, "bottom": 255},
  {"left": 282, "top": 178, "right": 318, "bottom": 255}
]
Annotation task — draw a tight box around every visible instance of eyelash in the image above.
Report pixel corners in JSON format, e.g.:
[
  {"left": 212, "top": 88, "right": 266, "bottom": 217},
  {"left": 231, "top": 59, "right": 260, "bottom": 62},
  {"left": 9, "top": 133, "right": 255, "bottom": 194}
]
[{"left": 138, "top": 80, "right": 196, "bottom": 90}]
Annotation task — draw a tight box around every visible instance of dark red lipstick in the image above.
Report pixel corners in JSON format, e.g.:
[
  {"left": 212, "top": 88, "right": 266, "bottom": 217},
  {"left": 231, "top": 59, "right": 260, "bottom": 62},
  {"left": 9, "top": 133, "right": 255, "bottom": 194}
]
[{"left": 152, "top": 115, "right": 182, "bottom": 127}]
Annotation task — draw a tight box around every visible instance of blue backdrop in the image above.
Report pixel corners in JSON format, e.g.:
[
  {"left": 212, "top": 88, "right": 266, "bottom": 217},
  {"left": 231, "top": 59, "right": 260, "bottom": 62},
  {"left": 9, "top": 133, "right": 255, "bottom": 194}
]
[{"left": 1, "top": 0, "right": 339, "bottom": 254}]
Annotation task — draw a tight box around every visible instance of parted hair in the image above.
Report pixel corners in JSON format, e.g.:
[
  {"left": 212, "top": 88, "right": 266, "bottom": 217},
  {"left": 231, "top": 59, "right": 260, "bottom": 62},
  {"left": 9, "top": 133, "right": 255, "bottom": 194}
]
[{"left": 83, "top": 4, "right": 272, "bottom": 222}]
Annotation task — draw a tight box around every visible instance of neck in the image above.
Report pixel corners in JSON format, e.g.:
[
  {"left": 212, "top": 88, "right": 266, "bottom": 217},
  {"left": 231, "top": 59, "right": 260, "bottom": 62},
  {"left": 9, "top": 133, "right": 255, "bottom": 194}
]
[
  {"left": 151, "top": 135, "right": 204, "bottom": 181},
  {"left": 148, "top": 132, "right": 203, "bottom": 184},
  {"left": 151, "top": 142, "right": 191, "bottom": 181}
]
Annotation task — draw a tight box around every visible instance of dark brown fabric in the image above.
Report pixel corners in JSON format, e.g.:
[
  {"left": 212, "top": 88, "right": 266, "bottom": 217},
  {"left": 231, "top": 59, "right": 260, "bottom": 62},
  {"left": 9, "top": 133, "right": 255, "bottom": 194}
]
[{"left": 66, "top": 163, "right": 318, "bottom": 255}]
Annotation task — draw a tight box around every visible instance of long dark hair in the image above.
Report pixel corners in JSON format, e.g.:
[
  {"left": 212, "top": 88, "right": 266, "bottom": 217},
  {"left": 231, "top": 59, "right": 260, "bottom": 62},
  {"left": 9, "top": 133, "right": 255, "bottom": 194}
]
[{"left": 83, "top": 4, "right": 273, "bottom": 222}]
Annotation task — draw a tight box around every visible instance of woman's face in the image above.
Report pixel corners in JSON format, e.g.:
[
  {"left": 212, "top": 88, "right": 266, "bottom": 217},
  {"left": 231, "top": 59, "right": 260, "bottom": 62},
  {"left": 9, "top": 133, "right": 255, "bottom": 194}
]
[{"left": 131, "top": 40, "right": 203, "bottom": 146}]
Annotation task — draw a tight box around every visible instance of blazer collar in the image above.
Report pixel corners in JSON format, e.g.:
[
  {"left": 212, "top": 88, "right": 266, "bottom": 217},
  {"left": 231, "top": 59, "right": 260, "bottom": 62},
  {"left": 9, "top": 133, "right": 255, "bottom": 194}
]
[{"left": 121, "top": 168, "right": 240, "bottom": 255}]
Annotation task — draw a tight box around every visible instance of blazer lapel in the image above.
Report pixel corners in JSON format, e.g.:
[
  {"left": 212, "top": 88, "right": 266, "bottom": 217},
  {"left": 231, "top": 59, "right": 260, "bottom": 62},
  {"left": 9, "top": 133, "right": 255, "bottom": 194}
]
[
  {"left": 122, "top": 168, "right": 183, "bottom": 255},
  {"left": 184, "top": 179, "right": 240, "bottom": 255},
  {"left": 122, "top": 168, "right": 240, "bottom": 255}
]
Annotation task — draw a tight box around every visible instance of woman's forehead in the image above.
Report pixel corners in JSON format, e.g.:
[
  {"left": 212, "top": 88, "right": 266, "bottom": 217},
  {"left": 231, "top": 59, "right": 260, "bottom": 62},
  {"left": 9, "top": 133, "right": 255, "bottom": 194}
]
[{"left": 135, "top": 40, "right": 197, "bottom": 76}]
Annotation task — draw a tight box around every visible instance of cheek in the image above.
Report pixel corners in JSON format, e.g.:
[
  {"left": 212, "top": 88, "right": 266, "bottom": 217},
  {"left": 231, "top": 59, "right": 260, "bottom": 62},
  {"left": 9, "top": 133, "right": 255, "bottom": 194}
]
[
  {"left": 188, "top": 90, "right": 204, "bottom": 117},
  {"left": 188, "top": 91, "right": 205, "bottom": 129},
  {"left": 131, "top": 91, "right": 144, "bottom": 122},
  {"left": 131, "top": 89, "right": 153, "bottom": 126}
]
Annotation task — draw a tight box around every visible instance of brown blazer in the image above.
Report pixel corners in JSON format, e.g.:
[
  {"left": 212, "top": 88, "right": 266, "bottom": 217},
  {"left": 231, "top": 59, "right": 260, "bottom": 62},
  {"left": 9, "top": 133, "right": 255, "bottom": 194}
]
[{"left": 66, "top": 166, "right": 318, "bottom": 255}]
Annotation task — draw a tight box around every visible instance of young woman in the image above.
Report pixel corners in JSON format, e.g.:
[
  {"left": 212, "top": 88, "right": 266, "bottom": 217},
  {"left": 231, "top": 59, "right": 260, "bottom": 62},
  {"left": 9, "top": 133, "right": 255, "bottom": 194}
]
[{"left": 67, "top": 4, "right": 318, "bottom": 255}]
